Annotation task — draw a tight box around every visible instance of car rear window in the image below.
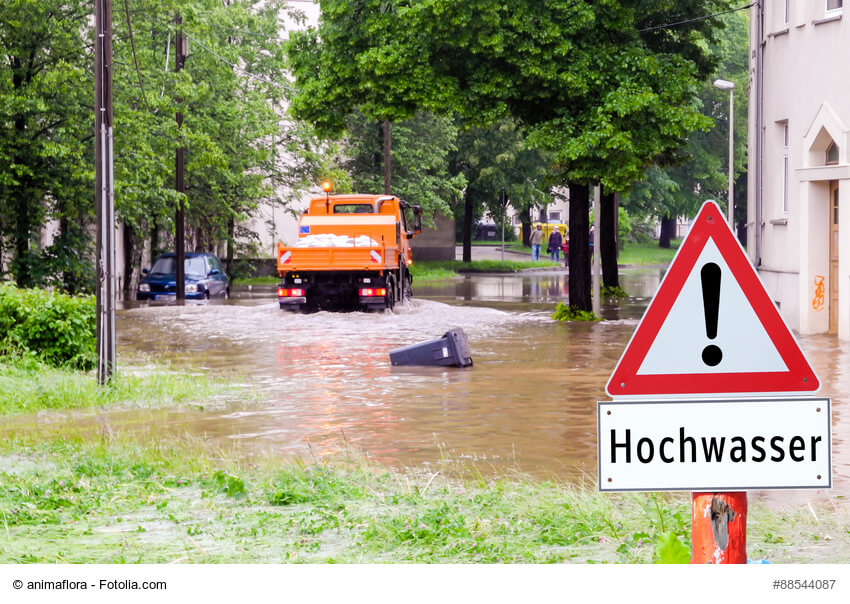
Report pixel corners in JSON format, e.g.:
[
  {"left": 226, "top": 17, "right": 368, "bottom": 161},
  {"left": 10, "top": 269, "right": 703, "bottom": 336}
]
[{"left": 150, "top": 256, "right": 207, "bottom": 277}]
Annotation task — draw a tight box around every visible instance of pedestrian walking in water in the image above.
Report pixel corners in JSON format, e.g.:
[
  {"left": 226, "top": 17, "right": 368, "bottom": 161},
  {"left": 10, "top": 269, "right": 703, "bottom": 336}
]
[
  {"left": 530, "top": 224, "right": 543, "bottom": 261},
  {"left": 548, "top": 227, "right": 563, "bottom": 263}
]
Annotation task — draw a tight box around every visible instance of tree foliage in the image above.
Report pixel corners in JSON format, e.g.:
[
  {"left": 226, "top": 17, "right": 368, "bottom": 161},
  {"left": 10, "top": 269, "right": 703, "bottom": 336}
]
[
  {"left": 287, "top": 0, "right": 735, "bottom": 310},
  {"left": 0, "top": 0, "right": 91, "bottom": 288},
  {"left": 0, "top": 0, "right": 326, "bottom": 292},
  {"left": 450, "top": 119, "right": 554, "bottom": 257},
  {"left": 621, "top": 10, "right": 749, "bottom": 243},
  {"left": 340, "top": 111, "right": 466, "bottom": 224}
]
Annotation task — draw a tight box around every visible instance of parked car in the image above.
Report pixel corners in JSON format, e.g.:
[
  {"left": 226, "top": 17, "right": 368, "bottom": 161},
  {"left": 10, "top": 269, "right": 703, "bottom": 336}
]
[{"left": 137, "top": 253, "right": 230, "bottom": 301}]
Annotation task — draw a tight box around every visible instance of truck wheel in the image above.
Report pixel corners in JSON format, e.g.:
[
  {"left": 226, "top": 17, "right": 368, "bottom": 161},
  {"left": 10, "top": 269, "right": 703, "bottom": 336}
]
[{"left": 385, "top": 276, "right": 395, "bottom": 311}]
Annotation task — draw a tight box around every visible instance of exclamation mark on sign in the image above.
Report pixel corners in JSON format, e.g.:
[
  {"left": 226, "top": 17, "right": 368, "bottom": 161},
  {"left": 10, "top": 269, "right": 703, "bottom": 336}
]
[{"left": 701, "top": 262, "right": 723, "bottom": 367}]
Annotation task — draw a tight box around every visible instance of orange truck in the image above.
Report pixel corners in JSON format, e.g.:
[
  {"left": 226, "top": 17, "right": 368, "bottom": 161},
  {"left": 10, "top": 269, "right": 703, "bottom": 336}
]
[{"left": 276, "top": 194, "right": 422, "bottom": 311}]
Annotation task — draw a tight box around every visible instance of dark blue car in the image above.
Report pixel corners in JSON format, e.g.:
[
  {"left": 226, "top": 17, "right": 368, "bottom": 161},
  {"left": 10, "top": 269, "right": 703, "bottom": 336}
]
[{"left": 137, "top": 253, "right": 230, "bottom": 301}]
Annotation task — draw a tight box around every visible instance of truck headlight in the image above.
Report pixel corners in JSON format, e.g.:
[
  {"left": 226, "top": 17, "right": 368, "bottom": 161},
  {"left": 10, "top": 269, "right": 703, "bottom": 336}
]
[
  {"left": 139, "top": 284, "right": 150, "bottom": 292},
  {"left": 185, "top": 284, "right": 198, "bottom": 293}
]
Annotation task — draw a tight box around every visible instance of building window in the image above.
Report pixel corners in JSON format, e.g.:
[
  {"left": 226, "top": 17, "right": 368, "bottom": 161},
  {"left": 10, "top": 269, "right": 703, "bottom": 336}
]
[
  {"left": 826, "top": 141, "right": 839, "bottom": 164},
  {"left": 826, "top": 0, "right": 843, "bottom": 14},
  {"left": 782, "top": 122, "right": 790, "bottom": 214},
  {"left": 548, "top": 211, "right": 561, "bottom": 222}
]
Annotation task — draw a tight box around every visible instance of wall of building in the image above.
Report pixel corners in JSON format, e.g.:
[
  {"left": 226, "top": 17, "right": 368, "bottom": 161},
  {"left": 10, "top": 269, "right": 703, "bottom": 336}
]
[{"left": 748, "top": 1, "right": 850, "bottom": 338}]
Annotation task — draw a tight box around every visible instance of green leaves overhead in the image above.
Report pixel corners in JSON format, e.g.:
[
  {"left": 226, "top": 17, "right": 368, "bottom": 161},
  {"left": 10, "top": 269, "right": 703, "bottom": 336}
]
[
  {"left": 1, "top": 0, "right": 327, "bottom": 290},
  {"left": 289, "top": 0, "right": 733, "bottom": 190},
  {"left": 622, "top": 9, "right": 748, "bottom": 224}
]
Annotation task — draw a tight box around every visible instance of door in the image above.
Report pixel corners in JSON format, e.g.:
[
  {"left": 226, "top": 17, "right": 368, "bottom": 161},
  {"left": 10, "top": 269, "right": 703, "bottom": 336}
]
[{"left": 829, "top": 181, "right": 839, "bottom": 333}]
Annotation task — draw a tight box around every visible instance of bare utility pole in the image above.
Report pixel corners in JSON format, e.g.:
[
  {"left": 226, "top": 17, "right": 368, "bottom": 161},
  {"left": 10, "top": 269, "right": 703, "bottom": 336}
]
[
  {"left": 175, "top": 15, "right": 186, "bottom": 301},
  {"left": 95, "top": 0, "right": 116, "bottom": 385}
]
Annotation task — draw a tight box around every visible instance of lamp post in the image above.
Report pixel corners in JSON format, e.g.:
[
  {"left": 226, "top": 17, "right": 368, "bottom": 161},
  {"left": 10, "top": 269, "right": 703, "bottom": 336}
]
[{"left": 713, "top": 78, "right": 735, "bottom": 229}]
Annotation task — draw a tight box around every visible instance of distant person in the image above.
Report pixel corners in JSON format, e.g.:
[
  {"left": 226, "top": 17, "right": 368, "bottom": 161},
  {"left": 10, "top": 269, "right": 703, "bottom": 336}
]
[
  {"left": 589, "top": 225, "right": 595, "bottom": 260},
  {"left": 530, "top": 224, "right": 543, "bottom": 261},
  {"left": 548, "top": 227, "right": 563, "bottom": 262},
  {"left": 562, "top": 235, "right": 569, "bottom": 266}
]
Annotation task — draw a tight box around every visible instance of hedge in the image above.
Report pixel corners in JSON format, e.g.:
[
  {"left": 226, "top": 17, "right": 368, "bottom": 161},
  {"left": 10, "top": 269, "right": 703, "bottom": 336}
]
[{"left": 0, "top": 284, "right": 96, "bottom": 369}]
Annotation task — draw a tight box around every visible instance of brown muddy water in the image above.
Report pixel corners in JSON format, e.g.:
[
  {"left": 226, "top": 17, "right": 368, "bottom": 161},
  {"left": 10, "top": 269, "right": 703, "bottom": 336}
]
[{"left": 5, "top": 269, "right": 849, "bottom": 504}]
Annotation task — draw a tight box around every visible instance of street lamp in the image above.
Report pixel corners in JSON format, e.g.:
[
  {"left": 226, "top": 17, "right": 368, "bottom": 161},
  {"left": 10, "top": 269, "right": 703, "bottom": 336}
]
[{"left": 713, "top": 78, "right": 735, "bottom": 229}]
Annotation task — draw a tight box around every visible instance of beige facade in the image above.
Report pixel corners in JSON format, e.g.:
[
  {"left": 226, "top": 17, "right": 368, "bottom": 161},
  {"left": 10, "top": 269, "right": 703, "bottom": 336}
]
[{"left": 748, "top": 1, "right": 850, "bottom": 338}]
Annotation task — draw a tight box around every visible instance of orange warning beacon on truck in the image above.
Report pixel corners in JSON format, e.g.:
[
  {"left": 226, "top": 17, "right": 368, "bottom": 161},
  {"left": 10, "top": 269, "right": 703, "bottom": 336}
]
[{"left": 276, "top": 194, "right": 422, "bottom": 311}]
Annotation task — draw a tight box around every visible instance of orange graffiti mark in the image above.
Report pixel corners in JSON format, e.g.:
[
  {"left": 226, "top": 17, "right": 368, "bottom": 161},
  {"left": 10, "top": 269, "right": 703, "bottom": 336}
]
[{"left": 812, "top": 275, "right": 825, "bottom": 311}]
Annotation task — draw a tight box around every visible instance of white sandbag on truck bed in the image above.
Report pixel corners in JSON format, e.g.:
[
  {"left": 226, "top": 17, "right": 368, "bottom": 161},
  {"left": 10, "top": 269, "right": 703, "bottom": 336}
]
[{"left": 294, "top": 234, "right": 381, "bottom": 248}]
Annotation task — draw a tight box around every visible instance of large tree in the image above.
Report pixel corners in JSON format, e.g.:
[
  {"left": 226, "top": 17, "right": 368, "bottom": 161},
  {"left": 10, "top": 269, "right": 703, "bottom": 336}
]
[
  {"left": 287, "top": 0, "right": 731, "bottom": 311},
  {"left": 0, "top": 0, "right": 325, "bottom": 293},
  {"left": 450, "top": 120, "right": 553, "bottom": 262},
  {"left": 340, "top": 111, "right": 465, "bottom": 225},
  {"left": 0, "top": 0, "right": 91, "bottom": 289},
  {"left": 110, "top": 0, "right": 300, "bottom": 290},
  {"left": 621, "top": 10, "right": 750, "bottom": 249}
]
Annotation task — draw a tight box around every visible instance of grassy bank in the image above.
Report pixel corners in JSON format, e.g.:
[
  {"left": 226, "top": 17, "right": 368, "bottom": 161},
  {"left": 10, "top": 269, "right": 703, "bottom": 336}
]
[
  {"left": 1, "top": 436, "right": 847, "bottom": 564},
  {"left": 0, "top": 359, "right": 239, "bottom": 416},
  {"left": 618, "top": 241, "right": 681, "bottom": 266},
  {"left": 411, "top": 259, "right": 559, "bottom": 282},
  {"left": 233, "top": 276, "right": 280, "bottom": 286}
]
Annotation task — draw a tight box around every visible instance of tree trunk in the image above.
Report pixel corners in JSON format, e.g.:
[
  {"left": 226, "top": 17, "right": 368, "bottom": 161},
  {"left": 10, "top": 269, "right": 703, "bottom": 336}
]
[
  {"left": 568, "top": 183, "right": 591, "bottom": 311},
  {"left": 600, "top": 188, "right": 619, "bottom": 289},
  {"left": 13, "top": 179, "right": 32, "bottom": 288},
  {"left": 122, "top": 222, "right": 134, "bottom": 299},
  {"left": 226, "top": 217, "right": 235, "bottom": 275},
  {"left": 659, "top": 215, "right": 676, "bottom": 249},
  {"left": 462, "top": 191, "right": 473, "bottom": 263},
  {"left": 383, "top": 119, "right": 391, "bottom": 194},
  {"left": 149, "top": 219, "right": 159, "bottom": 265},
  {"left": 520, "top": 207, "right": 531, "bottom": 246}
]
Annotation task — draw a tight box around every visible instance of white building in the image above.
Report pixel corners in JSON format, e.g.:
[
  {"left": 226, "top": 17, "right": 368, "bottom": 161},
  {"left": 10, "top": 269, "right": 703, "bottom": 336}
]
[{"left": 748, "top": 0, "right": 850, "bottom": 338}]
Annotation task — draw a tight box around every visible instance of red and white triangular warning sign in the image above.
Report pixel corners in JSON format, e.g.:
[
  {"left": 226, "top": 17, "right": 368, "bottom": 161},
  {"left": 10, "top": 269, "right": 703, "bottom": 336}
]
[{"left": 607, "top": 200, "right": 819, "bottom": 398}]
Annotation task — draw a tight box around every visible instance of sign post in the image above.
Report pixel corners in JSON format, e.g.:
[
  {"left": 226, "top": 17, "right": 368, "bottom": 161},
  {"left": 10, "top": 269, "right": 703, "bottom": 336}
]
[{"left": 601, "top": 200, "right": 830, "bottom": 564}]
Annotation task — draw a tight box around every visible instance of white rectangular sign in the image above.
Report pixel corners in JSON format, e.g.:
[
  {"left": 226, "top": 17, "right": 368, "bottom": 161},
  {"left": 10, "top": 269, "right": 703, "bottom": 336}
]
[{"left": 598, "top": 397, "right": 831, "bottom": 492}]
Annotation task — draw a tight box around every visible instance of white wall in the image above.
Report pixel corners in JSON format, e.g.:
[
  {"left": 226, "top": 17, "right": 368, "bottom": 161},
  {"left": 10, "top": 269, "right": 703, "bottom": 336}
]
[{"left": 749, "top": 1, "right": 850, "bottom": 337}]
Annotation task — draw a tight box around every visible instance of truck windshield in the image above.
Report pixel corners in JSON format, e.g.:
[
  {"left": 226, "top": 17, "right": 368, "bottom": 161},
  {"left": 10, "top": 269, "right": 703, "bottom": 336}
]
[
  {"left": 150, "top": 256, "right": 207, "bottom": 277},
  {"left": 333, "top": 204, "right": 373, "bottom": 214}
]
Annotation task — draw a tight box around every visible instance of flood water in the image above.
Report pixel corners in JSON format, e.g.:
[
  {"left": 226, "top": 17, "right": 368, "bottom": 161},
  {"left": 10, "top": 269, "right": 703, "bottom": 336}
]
[{"left": 5, "top": 269, "right": 848, "bottom": 504}]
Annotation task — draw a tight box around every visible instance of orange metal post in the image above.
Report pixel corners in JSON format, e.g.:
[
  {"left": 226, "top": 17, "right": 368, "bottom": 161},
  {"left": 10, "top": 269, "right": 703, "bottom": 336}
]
[{"left": 691, "top": 492, "right": 747, "bottom": 564}]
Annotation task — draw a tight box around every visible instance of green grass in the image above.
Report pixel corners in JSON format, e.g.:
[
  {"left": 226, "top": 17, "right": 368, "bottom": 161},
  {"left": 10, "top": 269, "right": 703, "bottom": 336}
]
[
  {"left": 0, "top": 436, "right": 846, "bottom": 563},
  {"left": 469, "top": 241, "right": 525, "bottom": 248},
  {"left": 409, "top": 263, "right": 458, "bottom": 281},
  {"left": 0, "top": 359, "right": 240, "bottom": 416},
  {"left": 232, "top": 276, "right": 280, "bottom": 286},
  {"left": 412, "top": 260, "right": 559, "bottom": 282},
  {"left": 618, "top": 240, "right": 681, "bottom": 266}
]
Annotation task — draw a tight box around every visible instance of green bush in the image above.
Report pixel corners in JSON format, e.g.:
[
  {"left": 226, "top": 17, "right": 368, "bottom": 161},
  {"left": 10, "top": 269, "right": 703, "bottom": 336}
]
[
  {"left": 552, "top": 302, "right": 601, "bottom": 322},
  {"left": 0, "top": 284, "right": 96, "bottom": 369}
]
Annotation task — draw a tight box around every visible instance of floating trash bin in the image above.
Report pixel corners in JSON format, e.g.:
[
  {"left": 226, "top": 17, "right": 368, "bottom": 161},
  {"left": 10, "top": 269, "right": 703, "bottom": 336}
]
[{"left": 389, "top": 328, "right": 473, "bottom": 368}]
